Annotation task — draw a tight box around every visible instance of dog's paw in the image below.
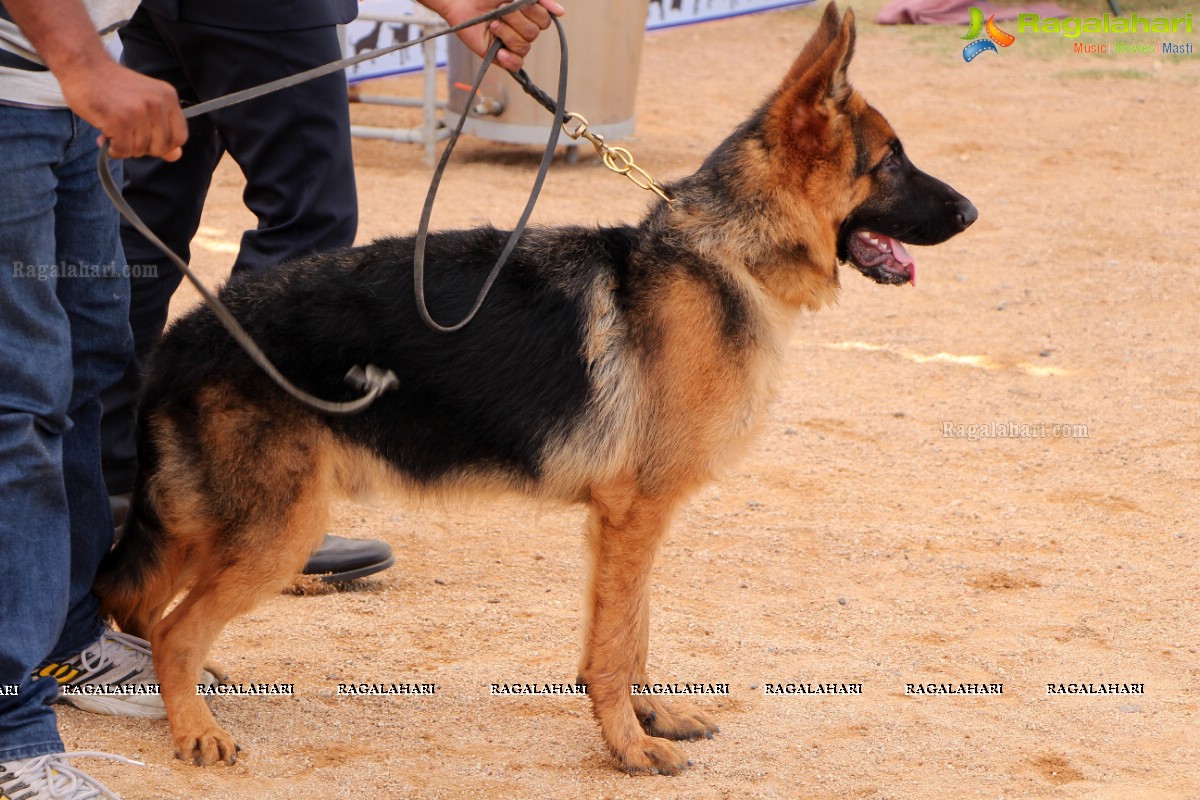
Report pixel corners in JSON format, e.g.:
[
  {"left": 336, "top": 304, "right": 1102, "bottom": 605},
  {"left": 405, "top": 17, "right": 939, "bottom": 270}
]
[
  {"left": 174, "top": 727, "right": 240, "bottom": 766},
  {"left": 635, "top": 698, "right": 719, "bottom": 741},
  {"left": 616, "top": 735, "right": 690, "bottom": 776}
]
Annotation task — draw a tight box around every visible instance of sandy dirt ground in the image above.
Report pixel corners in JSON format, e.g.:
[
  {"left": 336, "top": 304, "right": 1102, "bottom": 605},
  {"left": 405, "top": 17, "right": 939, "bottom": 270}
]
[{"left": 60, "top": 3, "right": 1200, "bottom": 798}]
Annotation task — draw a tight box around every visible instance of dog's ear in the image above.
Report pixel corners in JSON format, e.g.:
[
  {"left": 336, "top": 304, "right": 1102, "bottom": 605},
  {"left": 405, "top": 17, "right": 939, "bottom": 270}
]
[
  {"left": 826, "top": 8, "right": 856, "bottom": 105},
  {"left": 771, "top": 4, "right": 857, "bottom": 144},
  {"left": 791, "top": 3, "right": 855, "bottom": 106}
]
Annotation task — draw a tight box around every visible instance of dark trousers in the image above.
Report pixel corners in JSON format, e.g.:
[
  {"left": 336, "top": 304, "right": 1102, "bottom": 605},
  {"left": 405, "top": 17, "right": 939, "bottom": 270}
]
[{"left": 100, "top": 7, "right": 358, "bottom": 494}]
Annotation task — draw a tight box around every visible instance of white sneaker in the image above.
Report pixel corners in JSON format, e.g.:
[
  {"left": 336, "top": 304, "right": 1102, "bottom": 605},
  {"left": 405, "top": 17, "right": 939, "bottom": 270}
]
[
  {"left": 0, "top": 751, "right": 139, "bottom": 800},
  {"left": 35, "top": 631, "right": 217, "bottom": 720}
]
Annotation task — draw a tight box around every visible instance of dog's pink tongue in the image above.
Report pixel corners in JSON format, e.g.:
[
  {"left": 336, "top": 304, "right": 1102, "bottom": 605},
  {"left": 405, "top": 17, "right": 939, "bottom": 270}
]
[{"left": 883, "top": 236, "right": 916, "bottom": 285}]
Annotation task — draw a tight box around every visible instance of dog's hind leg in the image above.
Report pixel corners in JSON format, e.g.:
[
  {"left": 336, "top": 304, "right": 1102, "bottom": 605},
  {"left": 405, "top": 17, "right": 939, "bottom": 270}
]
[
  {"left": 579, "top": 483, "right": 700, "bottom": 774},
  {"left": 152, "top": 484, "right": 329, "bottom": 766},
  {"left": 146, "top": 400, "right": 331, "bottom": 765}
]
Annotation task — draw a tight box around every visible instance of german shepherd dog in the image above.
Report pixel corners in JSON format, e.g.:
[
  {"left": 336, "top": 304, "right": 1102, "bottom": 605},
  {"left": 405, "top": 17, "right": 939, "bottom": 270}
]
[{"left": 96, "top": 4, "right": 975, "bottom": 775}]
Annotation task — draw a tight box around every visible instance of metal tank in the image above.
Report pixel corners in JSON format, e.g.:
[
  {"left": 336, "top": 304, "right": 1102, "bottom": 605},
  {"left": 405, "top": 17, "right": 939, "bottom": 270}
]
[{"left": 445, "top": 1, "right": 647, "bottom": 145}]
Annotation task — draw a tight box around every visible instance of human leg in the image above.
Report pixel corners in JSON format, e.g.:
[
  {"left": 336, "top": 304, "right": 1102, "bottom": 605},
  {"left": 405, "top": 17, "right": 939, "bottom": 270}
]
[{"left": 0, "top": 105, "right": 107, "bottom": 761}]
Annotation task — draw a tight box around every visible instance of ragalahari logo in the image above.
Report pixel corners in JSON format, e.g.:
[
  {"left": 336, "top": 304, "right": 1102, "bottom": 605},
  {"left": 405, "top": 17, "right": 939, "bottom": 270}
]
[{"left": 962, "top": 7, "right": 1016, "bottom": 61}]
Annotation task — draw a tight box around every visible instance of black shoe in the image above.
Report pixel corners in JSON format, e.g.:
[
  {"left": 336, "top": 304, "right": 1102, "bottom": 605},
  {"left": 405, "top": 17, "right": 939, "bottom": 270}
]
[{"left": 304, "top": 534, "right": 395, "bottom": 583}]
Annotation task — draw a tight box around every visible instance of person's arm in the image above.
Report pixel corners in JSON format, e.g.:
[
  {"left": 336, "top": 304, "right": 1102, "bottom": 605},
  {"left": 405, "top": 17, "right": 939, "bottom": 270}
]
[
  {"left": 421, "top": 0, "right": 565, "bottom": 71},
  {"left": 5, "top": 0, "right": 186, "bottom": 160}
]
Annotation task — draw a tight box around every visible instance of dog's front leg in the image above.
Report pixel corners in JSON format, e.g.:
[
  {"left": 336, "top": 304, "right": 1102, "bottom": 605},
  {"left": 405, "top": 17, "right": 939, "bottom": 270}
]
[{"left": 579, "top": 485, "right": 695, "bottom": 775}]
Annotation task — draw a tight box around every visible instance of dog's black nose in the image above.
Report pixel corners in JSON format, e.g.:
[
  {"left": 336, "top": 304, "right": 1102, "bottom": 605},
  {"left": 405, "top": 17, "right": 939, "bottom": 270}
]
[{"left": 956, "top": 200, "right": 978, "bottom": 231}]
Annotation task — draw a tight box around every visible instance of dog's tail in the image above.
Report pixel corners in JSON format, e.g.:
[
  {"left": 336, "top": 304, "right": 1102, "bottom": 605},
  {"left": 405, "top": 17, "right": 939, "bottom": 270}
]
[{"left": 94, "top": 439, "right": 180, "bottom": 641}]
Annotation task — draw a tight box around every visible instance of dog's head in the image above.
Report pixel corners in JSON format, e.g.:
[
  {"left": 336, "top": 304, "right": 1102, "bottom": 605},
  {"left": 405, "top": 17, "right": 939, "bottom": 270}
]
[{"left": 761, "top": 3, "right": 976, "bottom": 286}]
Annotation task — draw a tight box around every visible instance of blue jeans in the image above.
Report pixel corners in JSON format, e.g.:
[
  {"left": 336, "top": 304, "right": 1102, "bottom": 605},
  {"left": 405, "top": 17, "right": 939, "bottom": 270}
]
[{"left": 0, "top": 105, "right": 132, "bottom": 761}]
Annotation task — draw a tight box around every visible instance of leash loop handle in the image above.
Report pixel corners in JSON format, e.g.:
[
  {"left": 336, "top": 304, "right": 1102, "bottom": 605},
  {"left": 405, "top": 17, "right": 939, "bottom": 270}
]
[{"left": 411, "top": 15, "right": 568, "bottom": 333}]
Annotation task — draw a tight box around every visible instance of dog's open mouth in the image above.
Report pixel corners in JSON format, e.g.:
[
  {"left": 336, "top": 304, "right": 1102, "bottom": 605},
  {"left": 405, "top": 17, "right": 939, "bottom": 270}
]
[{"left": 845, "top": 229, "right": 916, "bottom": 286}]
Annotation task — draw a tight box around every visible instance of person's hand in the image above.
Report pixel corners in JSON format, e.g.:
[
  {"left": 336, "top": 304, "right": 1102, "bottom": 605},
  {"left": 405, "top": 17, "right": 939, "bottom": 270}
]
[
  {"left": 5, "top": 0, "right": 188, "bottom": 160},
  {"left": 428, "top": 0, "right": 565, "bottom": 71},
  {"left": 58, "top": 59, "right": 187, "bottom": 161}
]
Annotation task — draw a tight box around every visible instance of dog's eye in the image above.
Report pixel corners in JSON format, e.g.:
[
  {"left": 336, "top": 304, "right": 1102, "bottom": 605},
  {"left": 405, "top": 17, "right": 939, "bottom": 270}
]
[{"left": 880, "top": 152, "right": 899, "bottom": 171}]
